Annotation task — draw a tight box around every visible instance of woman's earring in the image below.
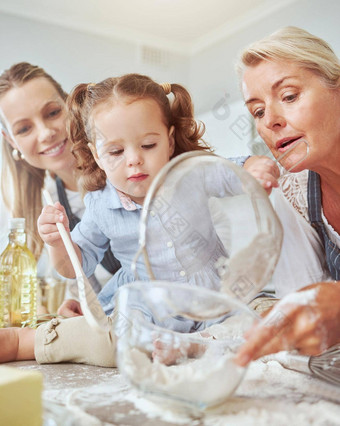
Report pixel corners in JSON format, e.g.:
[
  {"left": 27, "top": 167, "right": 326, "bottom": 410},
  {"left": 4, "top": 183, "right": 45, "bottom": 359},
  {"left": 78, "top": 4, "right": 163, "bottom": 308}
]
[{"left": 12, "top": 149, "right": 24, "bottom": 161}]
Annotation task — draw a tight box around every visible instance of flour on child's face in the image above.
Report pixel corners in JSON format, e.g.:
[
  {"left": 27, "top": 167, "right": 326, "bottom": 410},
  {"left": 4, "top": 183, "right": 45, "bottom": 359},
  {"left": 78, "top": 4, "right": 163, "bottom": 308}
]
[{"left": 92, "top": 99, "right": 174, "bottom": 205}]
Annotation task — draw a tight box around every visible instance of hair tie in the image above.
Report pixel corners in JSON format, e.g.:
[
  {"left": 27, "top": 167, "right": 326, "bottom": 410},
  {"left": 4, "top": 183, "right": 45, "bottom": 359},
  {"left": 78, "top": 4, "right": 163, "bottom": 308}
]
[
  {"left": 87, "top": 83, "right": 96, "bottom": 91},
  {"left": 160, "top": 83, "right": 171, "bottom": 95}
]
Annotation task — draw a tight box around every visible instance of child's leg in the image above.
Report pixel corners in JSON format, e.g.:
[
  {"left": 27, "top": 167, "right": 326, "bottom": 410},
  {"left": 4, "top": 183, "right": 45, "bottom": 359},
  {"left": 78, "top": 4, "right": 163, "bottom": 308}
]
[
  {"left": 34, "top": 316, "right": 116, "bottom": 367},
  {"left": 0, "top": 327, "right": 36, "bottom": 363}
]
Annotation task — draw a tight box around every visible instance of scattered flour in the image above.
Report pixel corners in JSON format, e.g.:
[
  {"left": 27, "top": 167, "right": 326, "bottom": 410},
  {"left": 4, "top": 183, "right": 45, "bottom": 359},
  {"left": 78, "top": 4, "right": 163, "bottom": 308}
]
[
  {"left": 11, "top": 298, "right": 340, "bottom": 426},
  {"left": 25, "top": 353, "right": 340, "bottom": 426},
  {"left": 123, "top": 356, "right": 340, "bottom": 426},
  {"left": 118, "top": 308, "right": 340, "bottom": 425}
]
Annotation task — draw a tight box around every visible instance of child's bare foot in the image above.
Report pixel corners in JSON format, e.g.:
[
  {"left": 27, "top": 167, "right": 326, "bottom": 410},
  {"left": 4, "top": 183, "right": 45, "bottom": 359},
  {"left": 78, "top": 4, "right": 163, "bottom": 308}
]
[{"left": 0, "top": 327, "right": 36, "bottom": 363}]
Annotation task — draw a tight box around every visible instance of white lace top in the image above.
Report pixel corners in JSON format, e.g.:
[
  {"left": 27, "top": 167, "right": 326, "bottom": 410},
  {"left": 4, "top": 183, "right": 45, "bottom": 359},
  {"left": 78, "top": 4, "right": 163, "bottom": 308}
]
[
  {"left": 271, "top": 170, "right": 332, "bottom": 298},
  {"left": 279, "top": 170, "right": 340, "bottom": 248},
  {"left": 279, "top": 169, "right": 309, "bottom": 222}
]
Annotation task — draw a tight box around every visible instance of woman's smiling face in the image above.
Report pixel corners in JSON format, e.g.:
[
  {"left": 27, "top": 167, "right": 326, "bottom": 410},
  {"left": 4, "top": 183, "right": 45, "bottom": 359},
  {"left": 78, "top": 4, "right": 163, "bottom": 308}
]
[
  {"left": 0, "top": 77, "right": 74, "bottom": 173},
  {"left": 242, "top": 60, "right": 340, "bottom": 172}
]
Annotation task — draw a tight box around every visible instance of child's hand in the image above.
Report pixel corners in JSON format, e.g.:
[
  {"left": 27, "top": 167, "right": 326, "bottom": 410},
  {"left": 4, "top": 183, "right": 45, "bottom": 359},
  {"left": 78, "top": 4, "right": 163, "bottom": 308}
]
[
  {"left": 57, "top": 299, "right": 83, "bottom": 317},
  {"left": 152, "top": 338, "right": 206, "bottom": 365},
  {"left": 244, "top": 156, "right": 280, "bottom": 195},
  {"left": 37, "top": 202, "right": 70, "bottom": 247},
  {"left": 152, "top": 339, "right": 185, "bottom": 365}
]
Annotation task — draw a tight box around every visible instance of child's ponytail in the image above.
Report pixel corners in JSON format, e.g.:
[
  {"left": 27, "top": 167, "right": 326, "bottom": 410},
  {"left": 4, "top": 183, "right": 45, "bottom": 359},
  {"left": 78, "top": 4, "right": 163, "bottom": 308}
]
[
  {"left": 66, "top": 84, "right": 107, "bottom": 193},
  {"left": 169, "top": 84, "right": 212, "bottom": 157}
]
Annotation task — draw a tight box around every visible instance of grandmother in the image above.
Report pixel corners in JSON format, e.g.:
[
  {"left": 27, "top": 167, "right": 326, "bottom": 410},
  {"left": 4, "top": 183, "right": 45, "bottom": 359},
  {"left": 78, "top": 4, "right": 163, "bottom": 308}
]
[{"left": 236, "top": 26, "right": 340, "bottom": 364}]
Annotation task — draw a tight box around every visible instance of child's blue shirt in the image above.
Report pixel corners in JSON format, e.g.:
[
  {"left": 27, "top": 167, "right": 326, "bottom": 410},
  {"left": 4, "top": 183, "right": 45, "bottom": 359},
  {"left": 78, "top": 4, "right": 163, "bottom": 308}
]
[{"left": 71, "top": 161, "right": 243, "bottom": 326}]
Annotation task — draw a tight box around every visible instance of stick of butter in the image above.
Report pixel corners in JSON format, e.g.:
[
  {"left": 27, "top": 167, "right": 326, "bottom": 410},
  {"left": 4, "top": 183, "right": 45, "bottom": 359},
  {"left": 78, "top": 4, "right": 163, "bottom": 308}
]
[{"left": 0, "top": 366, "right": 43, "bottom": 426}]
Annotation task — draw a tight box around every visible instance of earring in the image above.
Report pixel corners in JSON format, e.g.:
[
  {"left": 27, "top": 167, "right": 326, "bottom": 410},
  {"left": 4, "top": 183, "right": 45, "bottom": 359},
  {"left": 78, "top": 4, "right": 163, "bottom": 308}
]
[{"left": 12, "top": 149, "right": 24, "bottom": 161}]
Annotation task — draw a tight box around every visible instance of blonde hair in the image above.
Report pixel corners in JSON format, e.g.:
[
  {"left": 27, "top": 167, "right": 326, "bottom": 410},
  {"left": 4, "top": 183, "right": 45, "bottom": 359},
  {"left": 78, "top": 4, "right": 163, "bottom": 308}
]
[
  {"left": 236, "top": 26, "right": 340, "bottom": 89},
  {"left": 0, "top": 62, "right": 68, "bottom": 259},
  {"left": 67, "top": 73, "right": 211, "bottom": 193}
]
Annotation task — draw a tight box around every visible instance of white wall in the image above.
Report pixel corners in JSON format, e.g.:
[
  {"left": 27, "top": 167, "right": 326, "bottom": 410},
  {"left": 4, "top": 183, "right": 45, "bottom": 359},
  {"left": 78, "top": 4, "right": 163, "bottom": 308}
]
[
  {"left": 1, "top": 0, "right": 340, "bottom": 160},
  {"left": 0, "top": 13, "right": 189, "bottom": 94},
  {"left": 189, "top": 0, "right": 340, "bottom": 156},
  {"left": 191, "top": 0, "right": 340, "bottom": 157},
  {"left": 197, "top": 100, "right": 255, "bottom": 158},
  {"left": 190, "top": 0, "right": 340, "bottom": 112}
]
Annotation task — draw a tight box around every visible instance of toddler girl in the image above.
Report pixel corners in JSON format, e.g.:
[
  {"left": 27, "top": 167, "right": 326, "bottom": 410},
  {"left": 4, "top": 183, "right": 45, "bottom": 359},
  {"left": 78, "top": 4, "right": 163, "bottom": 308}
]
[{"left": 1, "top": 74, "right": 244, "bottom": 366}]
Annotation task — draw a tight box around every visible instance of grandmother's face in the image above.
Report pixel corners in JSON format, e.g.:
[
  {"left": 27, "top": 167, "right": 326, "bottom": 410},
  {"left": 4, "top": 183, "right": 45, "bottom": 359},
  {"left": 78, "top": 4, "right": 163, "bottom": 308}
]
[{"left": 242, "top": 60, "right": 340, "bottom": 173}]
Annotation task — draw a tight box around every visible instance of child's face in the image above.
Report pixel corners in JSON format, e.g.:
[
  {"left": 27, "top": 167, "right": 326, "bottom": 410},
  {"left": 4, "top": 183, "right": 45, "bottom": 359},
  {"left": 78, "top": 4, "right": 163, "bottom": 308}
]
[{"left": 91, "top": 98, "right": 175, "bottom": 205}]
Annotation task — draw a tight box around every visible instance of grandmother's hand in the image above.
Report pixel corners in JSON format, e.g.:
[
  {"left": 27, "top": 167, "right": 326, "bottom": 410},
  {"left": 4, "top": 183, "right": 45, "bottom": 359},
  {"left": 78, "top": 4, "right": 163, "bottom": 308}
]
[
  {"left": 235, "top": 281, "right": 340, "bottom": 366},
  {"left": 57, "top": 299, "right": 83, "bottom": 317},
  {"left": 244, "top": 156, "right": 280, "bottom": 195}
]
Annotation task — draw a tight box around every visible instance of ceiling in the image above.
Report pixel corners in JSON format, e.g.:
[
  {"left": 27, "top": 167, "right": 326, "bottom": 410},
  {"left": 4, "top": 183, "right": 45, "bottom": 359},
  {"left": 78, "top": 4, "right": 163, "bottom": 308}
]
[{"left": 0, "top": 0, "right": 298, "bottom": 55}]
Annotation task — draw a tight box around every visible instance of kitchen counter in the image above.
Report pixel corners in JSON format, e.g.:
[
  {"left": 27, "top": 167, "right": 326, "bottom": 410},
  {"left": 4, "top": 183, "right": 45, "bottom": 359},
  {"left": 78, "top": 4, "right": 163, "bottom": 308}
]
[{"left": 5, "top": 356, "right": 340, "bottom": 426}]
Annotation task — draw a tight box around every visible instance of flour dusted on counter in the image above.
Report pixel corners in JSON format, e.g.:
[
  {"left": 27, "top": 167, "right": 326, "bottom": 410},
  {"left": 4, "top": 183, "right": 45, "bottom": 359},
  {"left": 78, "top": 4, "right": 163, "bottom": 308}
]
[
  {"left": 124, "top": 357, "right": 340, "bottom": 426},
  {"left": 121, "top": 308, "right": 340, "bottom": 425},
  {"left": 122, "top": 346, "right": 245, "bottom": 408}
]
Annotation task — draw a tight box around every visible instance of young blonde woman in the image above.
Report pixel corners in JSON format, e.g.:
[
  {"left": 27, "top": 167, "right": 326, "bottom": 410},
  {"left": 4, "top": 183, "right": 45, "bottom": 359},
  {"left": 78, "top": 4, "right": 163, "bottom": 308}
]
[{"left": 0, "top": 63, "right": 120, "bottom": 312}]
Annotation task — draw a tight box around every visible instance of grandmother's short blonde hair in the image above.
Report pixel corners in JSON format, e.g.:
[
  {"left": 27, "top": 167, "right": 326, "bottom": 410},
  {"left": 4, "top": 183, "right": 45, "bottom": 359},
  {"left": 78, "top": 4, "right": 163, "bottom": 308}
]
[{"left": 236, "top": 26, "right": 340, "bottom": 89}]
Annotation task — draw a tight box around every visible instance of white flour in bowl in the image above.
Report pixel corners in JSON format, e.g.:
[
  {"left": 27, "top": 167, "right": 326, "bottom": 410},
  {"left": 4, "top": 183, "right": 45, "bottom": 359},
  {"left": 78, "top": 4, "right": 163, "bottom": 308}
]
[{"left": 121, "top": 345, "right": 245, "bottom": 408}]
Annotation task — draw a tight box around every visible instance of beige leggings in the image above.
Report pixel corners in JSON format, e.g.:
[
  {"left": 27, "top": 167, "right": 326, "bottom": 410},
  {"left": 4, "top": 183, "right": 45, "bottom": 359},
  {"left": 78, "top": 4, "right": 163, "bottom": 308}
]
[
  {"left": 34, "top": 296, "right": 276, "bottom": 368},
  {"left": 34, "top": 316, "right": 116, "bottom": 367}
]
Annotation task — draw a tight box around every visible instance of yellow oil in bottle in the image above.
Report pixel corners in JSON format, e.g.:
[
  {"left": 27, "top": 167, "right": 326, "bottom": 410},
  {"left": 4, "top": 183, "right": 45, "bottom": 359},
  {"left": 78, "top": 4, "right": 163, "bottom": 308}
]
[{"left": 0, "top": 218, "right": 37, "bottom": 327}]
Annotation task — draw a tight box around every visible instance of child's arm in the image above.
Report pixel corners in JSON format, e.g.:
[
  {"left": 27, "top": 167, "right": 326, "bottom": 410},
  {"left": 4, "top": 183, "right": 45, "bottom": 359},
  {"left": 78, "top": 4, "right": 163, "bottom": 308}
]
[
  {"left": 37, "top": 202, "right": 82, "bottom": 278},
  {"left": 0, "top": 328, "right": 36, "bottom": 363},
  {"left": 244, "top": 156, "right": 280, "bottom": 195}
]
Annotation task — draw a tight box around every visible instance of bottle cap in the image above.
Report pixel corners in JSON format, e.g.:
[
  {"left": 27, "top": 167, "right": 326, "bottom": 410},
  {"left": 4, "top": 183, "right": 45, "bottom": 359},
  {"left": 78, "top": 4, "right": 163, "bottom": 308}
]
[{"left": 9, "top": 218, "right": 25, "bottom": 230}]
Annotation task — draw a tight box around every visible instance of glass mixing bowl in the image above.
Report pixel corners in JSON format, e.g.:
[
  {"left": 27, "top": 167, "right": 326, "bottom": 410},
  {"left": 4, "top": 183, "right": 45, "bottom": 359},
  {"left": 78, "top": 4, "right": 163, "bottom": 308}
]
[{"left": 115, "top": 280, "right": 257, "bottom": 410}]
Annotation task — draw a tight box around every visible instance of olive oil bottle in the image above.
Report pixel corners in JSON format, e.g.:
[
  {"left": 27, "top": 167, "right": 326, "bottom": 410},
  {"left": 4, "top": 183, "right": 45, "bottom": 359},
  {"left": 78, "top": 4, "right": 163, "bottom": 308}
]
[{"left": 0, "top": 218, "right": 37, "bottom": 327}]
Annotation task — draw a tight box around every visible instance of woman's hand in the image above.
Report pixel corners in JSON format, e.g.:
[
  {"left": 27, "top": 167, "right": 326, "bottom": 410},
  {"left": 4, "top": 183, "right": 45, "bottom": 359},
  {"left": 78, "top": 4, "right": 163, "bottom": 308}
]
[
  {"left": 235, "top": 282, "right": 340, "bottom": 366},
  {"left": 37, "top": 202, "right": 70, "bottom": 247},
  {"left": 244, "top": 156, "right": 280, "bottom": 195},
  {"left": 57, "top": 299, "right": 83, "bottom": 318}
]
